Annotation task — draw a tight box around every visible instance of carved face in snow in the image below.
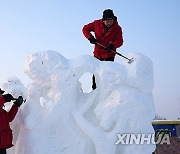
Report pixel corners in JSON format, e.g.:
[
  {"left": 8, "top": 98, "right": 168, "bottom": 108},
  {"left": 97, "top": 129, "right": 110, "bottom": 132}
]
[
  {"left": 25, "top": 51, "right": 68, "bottom": 82},
  {"left": 25, "top": 53, "right": 47, "bottom": 81}
]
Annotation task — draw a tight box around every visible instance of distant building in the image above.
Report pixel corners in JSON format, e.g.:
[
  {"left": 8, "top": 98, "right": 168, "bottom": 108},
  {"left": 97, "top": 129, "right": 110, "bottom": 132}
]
[{"left": 152, "top": 120, "right": 180, "bottom": 153}]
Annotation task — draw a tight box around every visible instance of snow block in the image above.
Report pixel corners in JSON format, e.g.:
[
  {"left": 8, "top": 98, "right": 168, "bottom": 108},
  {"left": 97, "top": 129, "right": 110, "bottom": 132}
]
[{"left": 6, "top": 51, "right": 155, "bottom": 154}]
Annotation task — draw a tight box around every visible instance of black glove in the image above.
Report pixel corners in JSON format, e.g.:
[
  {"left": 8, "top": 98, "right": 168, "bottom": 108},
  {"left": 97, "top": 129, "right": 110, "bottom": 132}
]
[
  {"left": 13, "top": 96, "right": 23, "bottom": 107},
  {"left": 0, "top": 88, "right": 5, "bottom": 94},
  {"left": 3, "top": 94, "right": 14, "bottom": 102},
  {"left": 88, "top": 36, "right": 97, "bottom": 45},
  {"left": 106, "top": 44, "right": 114, "bottom": 53}
]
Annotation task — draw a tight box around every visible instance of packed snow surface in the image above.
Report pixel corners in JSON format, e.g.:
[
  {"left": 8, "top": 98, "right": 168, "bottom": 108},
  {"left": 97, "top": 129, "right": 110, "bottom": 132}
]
[{"left": 3, "top": 50, "right": 155, "bottom": 154}]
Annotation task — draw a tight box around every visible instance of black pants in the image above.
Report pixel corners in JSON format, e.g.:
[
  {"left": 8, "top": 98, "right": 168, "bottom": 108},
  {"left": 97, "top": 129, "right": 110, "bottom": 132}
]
[
  {"left": 94, "top": 56, "right": 115, "bottom": 62},
  {"left": 92, "top": 56, "right": 114, "bottom": 90},
  {"left": 0, "top": 149, "right": 6, "bottom": 154}
]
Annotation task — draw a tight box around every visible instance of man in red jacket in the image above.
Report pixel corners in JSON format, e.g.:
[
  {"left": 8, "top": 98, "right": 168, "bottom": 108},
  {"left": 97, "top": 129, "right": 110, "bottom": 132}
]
[
  {"left": 82, "top": 9, "right": 124, "bottom": 89},
  {"left": 0, "top": 89, "right": 23, "bottom": 154}
]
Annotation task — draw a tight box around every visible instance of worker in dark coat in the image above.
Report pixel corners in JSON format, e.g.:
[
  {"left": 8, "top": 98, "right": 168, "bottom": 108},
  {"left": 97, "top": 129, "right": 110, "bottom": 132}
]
[
  {"left": 0, "top": 89, "right": 23, "bottom": 154},
  {"left": 82, "top": 9, "right": 124, "bottom": 89},
  {"left": 82, "top": 9, "right": 123, "bottom": 61}
]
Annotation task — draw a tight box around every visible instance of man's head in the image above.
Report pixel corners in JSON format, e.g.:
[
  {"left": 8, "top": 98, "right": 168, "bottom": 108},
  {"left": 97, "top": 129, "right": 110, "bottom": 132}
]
[{"left": 102, "top": 9, "right": 115, "bottom": 27}]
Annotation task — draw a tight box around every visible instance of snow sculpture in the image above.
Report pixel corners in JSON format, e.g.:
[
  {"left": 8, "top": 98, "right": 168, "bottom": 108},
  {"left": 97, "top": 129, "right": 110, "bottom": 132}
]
[{"left": 7, "top": 50, "right": 155, "bottom": 154}]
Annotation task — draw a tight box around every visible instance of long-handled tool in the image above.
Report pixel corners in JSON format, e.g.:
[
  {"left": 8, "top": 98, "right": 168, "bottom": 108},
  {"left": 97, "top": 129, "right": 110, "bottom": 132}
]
[{"left": 96, "top": 42, "right": 134, "bottom": 64}]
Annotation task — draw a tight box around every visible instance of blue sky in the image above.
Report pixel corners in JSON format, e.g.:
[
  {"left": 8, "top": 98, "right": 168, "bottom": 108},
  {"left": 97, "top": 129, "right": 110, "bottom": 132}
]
[{"left": 0, "top": 0, "right": 180, "bottom": 119}]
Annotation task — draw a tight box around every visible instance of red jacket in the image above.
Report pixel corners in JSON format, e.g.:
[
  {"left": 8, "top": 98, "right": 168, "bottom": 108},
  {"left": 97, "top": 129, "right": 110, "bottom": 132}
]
[
  {"left": 82, "top": 17, "right": 123, "bottom": 59},
  {"left": 0, "top": 95, "right": 18, "bottom": 149}
]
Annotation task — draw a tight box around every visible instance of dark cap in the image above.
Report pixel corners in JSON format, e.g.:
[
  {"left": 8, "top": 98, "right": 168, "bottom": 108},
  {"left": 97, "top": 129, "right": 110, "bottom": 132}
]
[
  {"left": 0, "top": 88, "right": 5, "bottom": 94},
  {"left": 103, "top": 9, "right": 115, "bottom": 20}
]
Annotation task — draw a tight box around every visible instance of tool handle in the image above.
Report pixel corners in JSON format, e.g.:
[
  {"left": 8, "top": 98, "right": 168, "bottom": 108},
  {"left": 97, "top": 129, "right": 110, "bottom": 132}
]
[{"left": 96, "top": 42, "right": 130, "bottom": 60}]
